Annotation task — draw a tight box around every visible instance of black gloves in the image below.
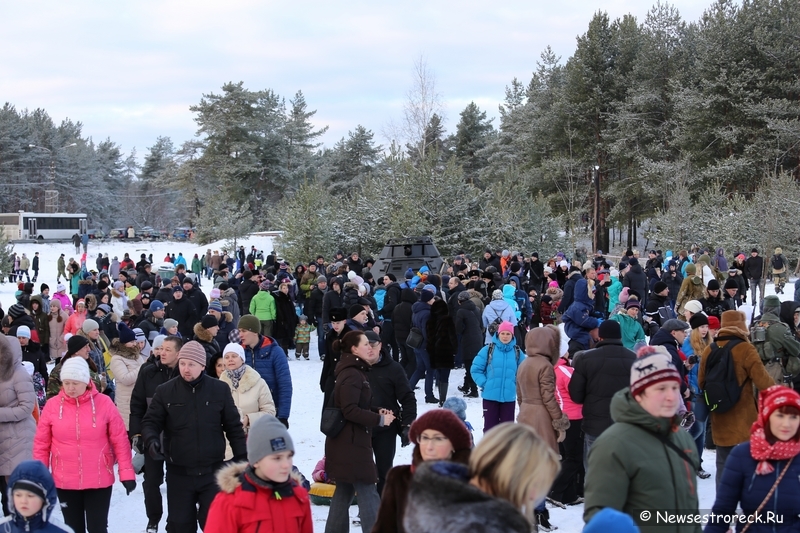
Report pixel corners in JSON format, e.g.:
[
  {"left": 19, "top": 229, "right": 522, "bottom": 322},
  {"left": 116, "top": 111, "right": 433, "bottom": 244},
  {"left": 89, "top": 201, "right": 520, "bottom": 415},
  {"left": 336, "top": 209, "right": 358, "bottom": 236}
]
[
  {"left": 131, "top": 435, "right": 143, "bottom": 454},
  {"left": 400, "top": 426, "right": 410, "bottom": 448},
  {"left": 148, "top": 441, "right": 165, "bottom": 461},
  {"left": 278, "top": 418, "right": 289, "bottom": 429},
  {"left": 122, "top": 479, "right": 137, "bottom": 495}
]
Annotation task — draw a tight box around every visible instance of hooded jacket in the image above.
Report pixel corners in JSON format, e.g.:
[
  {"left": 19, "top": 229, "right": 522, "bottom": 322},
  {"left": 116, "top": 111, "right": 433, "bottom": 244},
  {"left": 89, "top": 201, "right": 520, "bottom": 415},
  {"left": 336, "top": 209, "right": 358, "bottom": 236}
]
[
  {"left": 393, "top": 289, "right": 417, "bottom": 345},
  {"left": 454, "top": 299, "right": 483, "bottom": 360},
  {"left": 470, "top": 335, "right": 524, "bottom": 403},
  {"left": 34, "top": 381, "right": 135, "bottom": 489},
  {"left": 204, "top": 462, "right": 312, "bottom": 533},
  {"left": 583, "top": 388, "right": 700, "bottom": 533},
  {"left": 193, "top": 322, "right": 221, "bottom": 364},
  {"left": 426, "top": 301, "right": 456, "bottom": 370},
  {"left": 2, "top": 460, "right": 72, "bottom": 533},
  {"left": 165, "top": 296, "right": 198, "bottom": 338},
  {"left": 249, "top": 290, "right": 276, "bottom": 321},
  {"left": 404, "top": 461, "right": 530, "bottom": 533},
  {"left": 561, "top": 279, "right": 601, "bottom": 350},
  {"left": 0, "top": 335, "right": 37, "bottom": 476},
  {"left": 622, "top": 263, "right": 647, "bottom": 302},
  {"left": 609, "top": 311, "right": 646, "bottom": 351},
  {"left": 108, "top": 339, "right": 147, "bottom": 431},
  {"left": 517, "top": 326, "right": 562, "bottom": 452},
  {"left": 480, "top": 299, "right": 516, "bottom": 345},
  {"left": 557, "top": 270, "right": 582, "bottom": 314}
]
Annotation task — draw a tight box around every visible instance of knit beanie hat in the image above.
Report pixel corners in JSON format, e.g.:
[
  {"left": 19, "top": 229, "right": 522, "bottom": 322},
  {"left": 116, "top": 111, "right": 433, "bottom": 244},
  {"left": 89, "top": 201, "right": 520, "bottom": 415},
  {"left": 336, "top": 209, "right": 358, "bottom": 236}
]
[
  {"left": 247, "top": 415, "right": 294, "bottom": 465},
  {"left": 178, "top": 341, "right": 207, "bottom": 367},
  {"left": 118, "top": 322, "right": 136, "bottom": 344},
  {"left": 12, "top": 473, "right": 48, "bottom": 503},
  {"left": 491, "top": 289, "right": 503, "bottom": 301},
  {"left": 152, "top": 335, "right": 167, "bottom": 349},
  {"left": 8, "top": 304, "right": 26, "bottom": 319},
  {"left": 61, "top": 357, "right": 91, "bottom": 384},
  {"left": 707, "top": 279, "right": 720, "bottom": 291},
  {"left": 708, "top": 316, "right": 720, "bottom": 330},
  {"left": 625, "top": 300, "right": 640, "bottom": 310},
  {"left": 348, "top": 306, "right": 366, "bottom": 319},
  {"left": 82, "top": 319, "right": 99, "bottom": 333},
  {"left": 238, "top": 315, "right": 261, "bottom": 333},
  {"left": 724, "top": 277, "right": 739, "bottom": 290},
  {"left": 208, "top": 300, "right": 223, "bottom": 313},
  {"left": 15, "top": 325, "right": 31, "bottom": 339},
  {"left": 409, "top": 409, "right": 471, "bottom": 452},
  {"left": 752, "top": 385, "right": 800, "bottom": 475},
  {"left": 149, "top": 300, "right": 165, "bottom": 312},
  {"left": 420, "top": 289, "right": 435, "bottom": 303},
  {"left": 684, "top": 300, "right": 703, "bottom": 315},
  {"left": 497, "top": 321, "right": 514, "bottom": 334},
  {"left": 223, "top": 343, "right": 245, "bottom": 363},
  {"left": 442, "top": 397, "right": 467, "bottom": 422},
  {"left": 201, "top": 314, "right": 218, "bottom": 329},
  {"left": 457, "top": 291, "right": 471, "bottom": 302},
  {"left": 583, "top": 508, "right": 639, "bottom": 533},
  {"left": 618, "top": 287, "right": 630, "bottom": 304},
  {"left": 66, "top": 335, "right": 90, "bottom": 356},
  {"left": 653, "top": 281, "right": 668, "bottom": 294},
  {"left": 689, "top": 313, "right": 709, "bottom": 329},
  {"left": 630, "top": 345, "right": 682, "bottom": 397},
  {"left": 598, "top": 320, "right": 622, "bottom": 340},
  {"left": 163, "top": 318, "right": 179, "bottom": 330},
  {"left": 210, "top": 288, "right": 221, "bottom": 299}
]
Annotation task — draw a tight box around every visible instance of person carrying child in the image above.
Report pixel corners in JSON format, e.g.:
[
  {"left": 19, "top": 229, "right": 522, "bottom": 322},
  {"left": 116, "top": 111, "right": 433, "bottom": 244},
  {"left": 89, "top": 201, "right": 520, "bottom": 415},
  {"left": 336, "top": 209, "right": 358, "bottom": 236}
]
[{"left": 204, "top": 415, "right": 312, "bottom": 533}]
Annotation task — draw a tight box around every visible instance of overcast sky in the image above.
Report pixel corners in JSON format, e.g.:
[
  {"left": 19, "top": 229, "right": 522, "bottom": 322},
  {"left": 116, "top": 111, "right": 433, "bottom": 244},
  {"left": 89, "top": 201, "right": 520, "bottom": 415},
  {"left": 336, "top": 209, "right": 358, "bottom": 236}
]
[{"left": 1, "top": 1, "right": 710, "bottom": 160}]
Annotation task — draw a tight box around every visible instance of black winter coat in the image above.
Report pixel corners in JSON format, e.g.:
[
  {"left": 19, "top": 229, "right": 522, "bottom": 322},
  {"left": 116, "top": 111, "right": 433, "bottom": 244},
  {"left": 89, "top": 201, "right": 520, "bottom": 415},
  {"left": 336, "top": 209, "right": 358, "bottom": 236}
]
[
  {"left": 623, "top": 264, "right": 648, "bottom": 301},
  {"left": 368, "top": 349, "right": 417, "bottom": 434},
  {"left": 557, "top": 271, "right": 581, "bottom": 314},
  {"left": 426, "top": 301, "right": 456, "bottom": 370},
  {"left": 342, "top": 282, "right": 361, "bottom": 310},
  {"left": 184, "top": 287, "right": 209, "bottom": 317},
  {"left": 308, "top": 287, "right": 326, "bottom": 321},
  {"left": 164, "top": 297, "right": 198, "bottom": 338},
  {"left": 142, "top": 373, "right": 246, "bottom": 472},
  {"left": 136, "top": 312, "right": 164, "bottom": 344},
  {"left": 321, "top": 289, "right": 342, "bottom": 325},
  {"left": 454, "top": 299, "right": 483, "bottom": 359},
  {"left": 273, "top": 291, "right": 297, "bottom": 342},
  {"left": 568, "top": 339, "right": 636, "bottom": 436},
  {"left": 382, "top": 282, "right": 402, "bottom": 321},
  {"left": 238, "top": 279, "right": 259, "bottom": 315},
  {"left": 661, "top": 270, "right": 683, "bottom": 301},
  {"left": 129, "top": 358, "right": 178, "bottom": 437},
  {"left": 21, "top": 340, "right": 49, "bottom": 385},
  {"left": 320, "top": 324, "right": 355, "bottom": 395},
  {"left": 154, "top": 287, "right": 173, "bottom": 304},
  {"left": 446, "top": 283, "right": 465, "bottom": 319},
  {"left": 393, "top": 289, "right": 417, "bottom": 346},
  {"left": 193, "top": 323, "right": 221, "bottom": 365},
  {"left": 744, "top": 255, "right": 765, "bottom": 280},
  {"left": 325, "top": 352, "right": 380, "bottom": 484}
]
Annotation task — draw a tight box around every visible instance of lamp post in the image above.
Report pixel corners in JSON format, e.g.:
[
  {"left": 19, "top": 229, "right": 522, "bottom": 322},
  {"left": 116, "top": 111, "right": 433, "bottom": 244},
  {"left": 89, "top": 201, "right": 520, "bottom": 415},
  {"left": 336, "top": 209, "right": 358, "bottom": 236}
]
[
  {"left": 592, "top": 165, "right": 600, "bottom": 252},
  {"left": 28, "top": 143, "right": 76, "bottom": 212}
]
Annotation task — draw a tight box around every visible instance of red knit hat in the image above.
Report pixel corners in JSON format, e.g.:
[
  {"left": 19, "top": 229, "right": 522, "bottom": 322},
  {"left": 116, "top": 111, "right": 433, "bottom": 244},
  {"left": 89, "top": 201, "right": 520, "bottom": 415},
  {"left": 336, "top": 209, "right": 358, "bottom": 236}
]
[
  {"left": 707, "top": 316, "right": 720, "bottom": 330},
  {"left": 409, "top": 409, "right": 471, "bottom": 452},
  {"left": 750, "top": 385, "right": 800, "bottom": 475},
  {"left": 759, "top": 386, "right": 800, "bottom": 430}
]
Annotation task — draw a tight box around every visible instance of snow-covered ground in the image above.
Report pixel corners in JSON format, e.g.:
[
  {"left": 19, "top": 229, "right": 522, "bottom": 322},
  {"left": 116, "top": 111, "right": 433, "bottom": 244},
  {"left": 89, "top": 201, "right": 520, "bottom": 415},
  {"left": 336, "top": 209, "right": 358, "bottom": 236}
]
[{"left": 1, "top": 239, "right": 793, "bottom": 532}]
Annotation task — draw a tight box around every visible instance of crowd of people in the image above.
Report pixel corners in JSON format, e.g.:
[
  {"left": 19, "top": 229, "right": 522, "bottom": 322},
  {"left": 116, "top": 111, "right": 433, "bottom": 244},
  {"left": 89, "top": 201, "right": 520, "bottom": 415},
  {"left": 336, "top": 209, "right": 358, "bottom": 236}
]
[{"left": 1, "top": 243, "right": 800, "bottom": 532}]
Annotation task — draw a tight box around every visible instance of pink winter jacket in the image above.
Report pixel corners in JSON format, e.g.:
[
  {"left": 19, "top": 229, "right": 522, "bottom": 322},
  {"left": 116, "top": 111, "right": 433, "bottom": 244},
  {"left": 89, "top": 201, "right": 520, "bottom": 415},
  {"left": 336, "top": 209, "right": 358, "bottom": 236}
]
[
  {"left": 554, "top": 359, "right": 583, "bottom": 421},
  {"left": 33, "top": 381, "right": 135, "bottom": 490},
  {"left": 52, "top": 292, "right": 74, "bottom": 315}
]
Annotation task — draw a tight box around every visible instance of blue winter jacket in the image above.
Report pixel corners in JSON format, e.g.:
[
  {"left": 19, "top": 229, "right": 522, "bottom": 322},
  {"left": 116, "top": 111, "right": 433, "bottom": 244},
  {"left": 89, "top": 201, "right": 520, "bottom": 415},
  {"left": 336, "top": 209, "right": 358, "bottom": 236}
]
[
  {"left": 411, "top": 300, "right": 431, "bottom": 356},
  {"left": 242, "top": 335, "right": 293, "bottom": 419},
  {"left": 562, "top": 278, "right": 601, "bottom": 350},
  {"left": 470, "top": 335, "right": 525, "bottom": 403},
  {"left": 502, "top": 284, "right": 521, "bottom": 321},
  {"left": 481, "top": 300, "right": 517, "bottom": 344},
  {"left": 2, "top": 460, "right": 71, "bottom": 533},
  {"left": 707, "top": 442, "right": 800, "bottom": 532}
]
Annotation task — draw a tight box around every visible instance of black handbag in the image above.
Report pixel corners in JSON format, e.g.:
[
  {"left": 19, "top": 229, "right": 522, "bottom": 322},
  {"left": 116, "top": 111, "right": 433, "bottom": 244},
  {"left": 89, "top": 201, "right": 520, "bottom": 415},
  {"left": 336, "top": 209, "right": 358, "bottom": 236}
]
[
  {"left": 406, "top": 327, "right": 424, "bottom": 349},
  {"left": 320, "top": 392, "right": 347, "bottom": 438}
]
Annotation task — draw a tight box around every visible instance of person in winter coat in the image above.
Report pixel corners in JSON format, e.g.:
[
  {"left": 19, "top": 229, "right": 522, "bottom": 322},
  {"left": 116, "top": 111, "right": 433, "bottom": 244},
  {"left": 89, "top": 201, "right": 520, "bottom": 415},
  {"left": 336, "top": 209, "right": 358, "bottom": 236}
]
[
  {"left": 675, "top": 264, "right": 707, "bottom": 319},
  {"left": 454, "top": 291, "right": 483, "bottom": 397},
  {"left": 569, "top": 321, "right": 637, "bottom": 467},
  {"left": 699, "top": 310, "right": 776, "bottom": 487},
  {"left": 7, "top": 303, "right": 38, "bottom": 341},
  {"left": 392, "top": 288, "right": 417, "bottom": 378},
  {"left": 481, "top": 289, "right": 517, "bottom": 345},
  {"left": 128, "top": 336, "right": 180, "bottom": 533},
  {"left": 238, "top": 315, "right": 292, "bottom": 427},
  {"left": 661, "top": 260, "right": 684, "bottom": 304},
  {"left": 136, "top": 300, "right": 165, "bottom": 344},
  {"left": 29, "top": 295, "right": 49, "bottom": 352},
  {"left": 404, "top": 423, "right": 559, "bottom": 533},
  {"left": 204, "top": 416, "right": 312, "bottom": 533},
  {"left": 192, "top": 314, "right": 221, "bottom": 364},
  {"left": 517, "top": 325, "right": 568, "bottom": 454},
  {"left": 549, "top": 348, "right": 585, "bottom": 507},
  {"left": 707, "top": 385, "right": 800, "bottom": 533},
  {"left": 34, "top": 357, "right": 136, "bottom": 533},
  {"left": 321, "top": 277, "right": 343, "bottom": 326},
  {"left": 64, "top": 300, "right": 87, "bottom": 336},
  {"left": 622, "top": 257, "right": 648, "bottom": 308},
  {"left": 0, "top": 334, "right": 37, "bottom": 483},
  {"left": 408, "top": 290, "right": 437, "bottom": 403},
  {"left": 141, "top": 341, "right": 247, "bottom": 532},
  {"left": 683, "top": 313, "right": 713, "bottom": 480},
  {"left": 45, "top": 336, "right": 104, "bottom": 400},
  {"left": 426, "top": 300, "right": 457, "bottom": 407},
  {"left": 3, "top": 460, "right": 73, "bottom": 533},
  {"left": 272, "top": 283, "right": 298, "bottom": 353},
  {"left": 164, "top": 286, "right": 198, "bottom": 339},
  {"left": 47, "top": 300, "right": 69, "bottom": 362},
  {"left": 17, "top": 327, "right": 49, "bottom": 407},
  {"left": 557, "top": 268, "right": 582, "bottom": 315},
  {"left": 561, "top": 277, "right": 602, "bottom": 352},
  {"left": 249, "top": 282, "right": 276, "bottom": 337},
  {"left": 471, "top": 322, "right": 525, "bottom": 433},
  {"left": 325, "top": 331, "right": 394, "bottom": 533},
  {"left": 372, "top": 409, "right": 471, "bottom": 533},
  {"left": 238, "top": 272, "right": 260, "bottom": 317},
  {"left": 583, "top": 346, "right": 701, "bottom": 533},
  {"left": 609, "top": 300, "right": 646, "bottom": 350},
  {"left": 744, "top": 248, "right": 766, "bottom": 309},
  {"left": 108, "top": 324, "right": 146, "bottom": 432},
  {"left": 52, "top": 285, "right": 73, "bottom": 316}
]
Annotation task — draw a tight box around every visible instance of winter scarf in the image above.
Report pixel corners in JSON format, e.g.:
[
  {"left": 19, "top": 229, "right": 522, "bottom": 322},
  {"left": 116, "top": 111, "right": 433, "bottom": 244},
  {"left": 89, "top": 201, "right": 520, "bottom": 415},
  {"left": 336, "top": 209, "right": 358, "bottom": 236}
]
[
  {"left": 225, "top": 364, "right": 248, "bottom": 390},
  {"left": 750, "top": 385, "right": 800, "bottom": 475}
]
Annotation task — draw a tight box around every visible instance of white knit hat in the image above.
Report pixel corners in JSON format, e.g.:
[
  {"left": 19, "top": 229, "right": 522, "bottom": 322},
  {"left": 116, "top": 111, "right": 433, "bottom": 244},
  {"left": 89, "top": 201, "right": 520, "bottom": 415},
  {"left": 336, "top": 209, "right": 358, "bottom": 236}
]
[
  {"left": 61, "top": 357, "right": 91, "bottom": 384},
  {"left": 223, "top": 343, "right": 246, "bottom": 363}
]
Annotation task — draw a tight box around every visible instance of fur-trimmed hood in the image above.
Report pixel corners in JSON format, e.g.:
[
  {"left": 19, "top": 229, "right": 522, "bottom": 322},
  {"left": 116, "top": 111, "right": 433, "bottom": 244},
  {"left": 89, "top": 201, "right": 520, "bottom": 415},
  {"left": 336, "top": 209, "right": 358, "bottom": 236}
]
[
  {"left": 110, "top": 338, "right": 143, "bottom": 360},
  {"left": 215, "top": 461, "right": 303, "bottom": 494},
  {"left": 193, "top": 322, "right": 214, "bottom": 342},
  {"left": 0, "top": 334, "right": 23, "bottom": 382},
  {"left": 219, "top": 311, "right": 233, "bottom": 324}
]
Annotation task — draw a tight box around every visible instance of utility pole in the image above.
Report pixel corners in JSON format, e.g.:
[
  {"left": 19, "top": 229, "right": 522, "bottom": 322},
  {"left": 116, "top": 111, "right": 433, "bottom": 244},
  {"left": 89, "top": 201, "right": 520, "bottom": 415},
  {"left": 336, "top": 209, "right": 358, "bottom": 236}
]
[
  {"left": 29, "top": 143, "right": 76, "bottom": 212},
  {"left": 592, "top": 165, "right": 600, "bottom": 252}
]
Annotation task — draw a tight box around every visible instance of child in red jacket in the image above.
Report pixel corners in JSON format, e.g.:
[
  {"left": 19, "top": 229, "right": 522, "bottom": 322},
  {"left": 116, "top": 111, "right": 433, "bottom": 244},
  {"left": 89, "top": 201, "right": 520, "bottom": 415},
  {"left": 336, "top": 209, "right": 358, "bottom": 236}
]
[{"left": 205, "top": 415, "right": 312, "bottom": 533}]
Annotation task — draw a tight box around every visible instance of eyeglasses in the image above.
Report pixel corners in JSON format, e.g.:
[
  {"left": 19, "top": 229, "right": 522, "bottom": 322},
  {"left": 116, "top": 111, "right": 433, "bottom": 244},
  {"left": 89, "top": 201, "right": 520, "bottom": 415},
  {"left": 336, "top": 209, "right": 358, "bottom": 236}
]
[{"left": 418, "top": 435, "right": 450, "bottom": 444}]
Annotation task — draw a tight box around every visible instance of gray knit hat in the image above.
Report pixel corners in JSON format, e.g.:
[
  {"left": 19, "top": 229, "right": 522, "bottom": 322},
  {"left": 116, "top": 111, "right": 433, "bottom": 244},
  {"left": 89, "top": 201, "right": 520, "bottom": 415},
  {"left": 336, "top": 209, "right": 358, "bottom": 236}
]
[{"left": 247, "top": 415, "right": 294, "bottom": 465}]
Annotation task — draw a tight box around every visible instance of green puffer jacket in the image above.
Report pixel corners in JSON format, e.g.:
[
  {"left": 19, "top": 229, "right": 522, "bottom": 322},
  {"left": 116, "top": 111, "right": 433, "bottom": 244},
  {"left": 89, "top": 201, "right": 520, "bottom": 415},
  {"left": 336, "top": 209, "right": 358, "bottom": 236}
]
[
  {"left": 249, "top": 290, "right": 276, "bottom": 321},
  {"left": 584, "top": 388, "right": 701, "bottom": 533}
]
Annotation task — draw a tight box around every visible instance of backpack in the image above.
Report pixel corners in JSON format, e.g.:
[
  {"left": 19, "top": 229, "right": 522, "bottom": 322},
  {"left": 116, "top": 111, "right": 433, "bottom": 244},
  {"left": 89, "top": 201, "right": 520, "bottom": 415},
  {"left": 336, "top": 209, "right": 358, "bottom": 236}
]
[
  {"left": 486, "top": 342, "right": 523, "bottom": 367},
  {"left": 702, "top": 336, "right": 744, "bottom": 413},
  {"left": 751, "top": 321, "right": 800, "bottom": 382},
  {"left": 487, "top": 307, "right": 503, "bottom": 336},
  {"left": 772, "top": 255, "right": 785, "bottom": 270}
]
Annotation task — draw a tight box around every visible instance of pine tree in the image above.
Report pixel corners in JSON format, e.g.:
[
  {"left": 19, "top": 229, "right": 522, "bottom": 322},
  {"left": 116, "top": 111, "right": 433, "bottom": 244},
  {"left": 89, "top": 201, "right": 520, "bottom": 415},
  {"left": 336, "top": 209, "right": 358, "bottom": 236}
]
[
  {"left": 453, "top": 102, "right": 495, "bottom": 184},
  {"left": 0, "top": 227, "right": 13, "bottom": 283}
]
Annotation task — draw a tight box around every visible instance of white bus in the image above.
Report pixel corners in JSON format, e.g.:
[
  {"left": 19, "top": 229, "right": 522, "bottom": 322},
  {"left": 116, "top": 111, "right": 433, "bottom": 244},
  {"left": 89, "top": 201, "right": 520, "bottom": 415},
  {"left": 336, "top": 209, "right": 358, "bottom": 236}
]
[{"left": 0, "top": 211, "right": 88, "bottom": 241}]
